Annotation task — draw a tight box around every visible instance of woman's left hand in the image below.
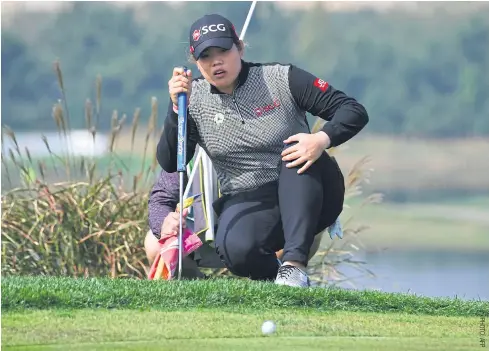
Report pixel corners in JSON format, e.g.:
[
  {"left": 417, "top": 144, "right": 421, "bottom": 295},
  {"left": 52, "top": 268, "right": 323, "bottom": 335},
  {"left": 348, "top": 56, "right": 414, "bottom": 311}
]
[{"left": 281, "top": 131, "right": 331, "bottom": 174}]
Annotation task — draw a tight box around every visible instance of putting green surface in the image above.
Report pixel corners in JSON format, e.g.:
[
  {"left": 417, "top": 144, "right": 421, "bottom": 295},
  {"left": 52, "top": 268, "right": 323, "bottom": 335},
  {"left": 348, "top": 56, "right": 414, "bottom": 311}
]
[
  {"left": 1, "top": 309, "right": 480, "bottom": 351},
  {"left": 2, "top": 277, "right": 487, "bottom": 350}
]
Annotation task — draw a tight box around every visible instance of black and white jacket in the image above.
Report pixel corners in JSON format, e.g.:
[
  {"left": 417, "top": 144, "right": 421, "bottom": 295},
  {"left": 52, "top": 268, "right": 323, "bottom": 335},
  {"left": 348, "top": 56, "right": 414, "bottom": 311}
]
[{"left": 157, "top": 60, "right": 369, "bottom": 195}]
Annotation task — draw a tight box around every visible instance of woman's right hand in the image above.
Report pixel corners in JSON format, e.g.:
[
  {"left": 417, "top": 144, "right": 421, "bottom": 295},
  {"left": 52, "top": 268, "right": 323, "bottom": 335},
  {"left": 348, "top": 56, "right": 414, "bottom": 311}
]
[
  {"left": 160, "top": 206, "right": 189, "bottom": 237},
  {"left": 168, "top": 67, "right": 192, "bottom": 107}
]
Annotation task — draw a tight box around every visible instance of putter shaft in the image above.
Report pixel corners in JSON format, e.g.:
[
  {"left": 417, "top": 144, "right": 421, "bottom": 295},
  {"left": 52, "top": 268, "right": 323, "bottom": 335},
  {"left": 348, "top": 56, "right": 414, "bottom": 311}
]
[{"left": 178, "top": 171, "right": 184, "bottom": 280}]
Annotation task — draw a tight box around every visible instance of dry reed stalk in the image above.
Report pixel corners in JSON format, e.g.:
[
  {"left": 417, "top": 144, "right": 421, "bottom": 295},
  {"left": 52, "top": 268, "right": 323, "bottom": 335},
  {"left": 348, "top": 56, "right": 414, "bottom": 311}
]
[
  {"left": 52, "top": 100, "right": 71, "bottom": 178},
  {"left": 85, "top": 99, "right": 93, "bottom": 133},
  {"left": 53, "top": 60, "right": 75, "bottom": 170},
  {"left": 149, "top": 97, "right": 159, "bottom": 174},
  {"left": 140, "top": 98, "right": 157, "bottom": 174},
  {"left": 95, "top": 74, "right": 102, "bottom": 128},
  {"left": 130, "top": 108, "right": 141, "bottom": 153}
]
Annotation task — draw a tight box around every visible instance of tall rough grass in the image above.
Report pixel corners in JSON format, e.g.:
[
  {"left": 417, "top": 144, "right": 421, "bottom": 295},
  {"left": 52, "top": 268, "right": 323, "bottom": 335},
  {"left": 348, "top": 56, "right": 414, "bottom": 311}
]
[
  {"left": 1, "top": 60, "right": 381, "bottom": 284},
  {"left": 1, "top": 60, "right": 159, "bottom": 278}
]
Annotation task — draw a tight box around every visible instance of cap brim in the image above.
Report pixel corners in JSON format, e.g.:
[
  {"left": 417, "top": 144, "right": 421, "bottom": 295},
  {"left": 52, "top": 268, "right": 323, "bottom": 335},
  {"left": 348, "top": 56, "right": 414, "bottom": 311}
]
[{"left": 193, "top": 37, "right": 234, "bottom": 59}]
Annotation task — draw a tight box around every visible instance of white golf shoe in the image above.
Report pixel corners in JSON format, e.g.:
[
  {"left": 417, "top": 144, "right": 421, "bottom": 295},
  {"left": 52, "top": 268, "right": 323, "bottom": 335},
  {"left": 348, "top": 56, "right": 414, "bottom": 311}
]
[{"left": 274, "top": 264, "right": 310, "bottom": 288}]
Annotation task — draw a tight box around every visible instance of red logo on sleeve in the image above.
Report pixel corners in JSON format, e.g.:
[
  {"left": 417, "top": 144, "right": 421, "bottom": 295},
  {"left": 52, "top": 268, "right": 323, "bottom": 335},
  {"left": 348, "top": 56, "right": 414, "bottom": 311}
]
[{"left": 313, "top": 78, "right": 329, "bottom": 92}]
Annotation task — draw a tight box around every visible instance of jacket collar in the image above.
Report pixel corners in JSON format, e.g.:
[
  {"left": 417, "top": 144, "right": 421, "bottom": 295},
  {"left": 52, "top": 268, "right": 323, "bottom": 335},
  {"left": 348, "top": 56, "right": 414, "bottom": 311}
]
[{"left": 210, "top": 60, "right": 250, "bottom": 94}]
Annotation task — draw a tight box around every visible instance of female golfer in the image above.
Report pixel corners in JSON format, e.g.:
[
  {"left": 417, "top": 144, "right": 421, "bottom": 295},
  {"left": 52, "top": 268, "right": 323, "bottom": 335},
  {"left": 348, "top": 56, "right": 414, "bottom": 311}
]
[{"left": 157, "top": 14, "right": 369, "bottom": 287}]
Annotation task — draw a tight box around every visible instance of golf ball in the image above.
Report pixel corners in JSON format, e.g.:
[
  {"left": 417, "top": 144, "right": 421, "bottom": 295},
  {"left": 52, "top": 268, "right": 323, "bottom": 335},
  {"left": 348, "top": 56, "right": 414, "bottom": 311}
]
[{"left": 261, "top": 320, "right": 276, "bottom": 335}]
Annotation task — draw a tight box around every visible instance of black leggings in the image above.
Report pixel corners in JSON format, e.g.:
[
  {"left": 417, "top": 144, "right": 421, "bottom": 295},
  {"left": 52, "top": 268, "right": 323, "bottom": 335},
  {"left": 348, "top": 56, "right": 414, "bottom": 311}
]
[{"left": 213, "top": 150, "right": 345, "bottom": 281}]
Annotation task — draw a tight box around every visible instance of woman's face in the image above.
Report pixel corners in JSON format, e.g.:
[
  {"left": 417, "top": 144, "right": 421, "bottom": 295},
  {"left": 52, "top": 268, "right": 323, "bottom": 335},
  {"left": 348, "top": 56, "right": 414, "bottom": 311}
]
[{"left": 196, "top": 42, "right": 243, "bottom": 94}]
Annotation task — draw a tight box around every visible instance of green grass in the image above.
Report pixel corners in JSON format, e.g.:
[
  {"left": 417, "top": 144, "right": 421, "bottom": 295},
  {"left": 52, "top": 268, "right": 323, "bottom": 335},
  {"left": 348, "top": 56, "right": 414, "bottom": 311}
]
[
  {"left": 1, "top": 309, "right": 482, "bottom": 350},
  {"left": 2, "top": 277, "right": 487, "bottom": 350},
  {"left": 3, "top": 277, "right": 488, "bottom": 315}
]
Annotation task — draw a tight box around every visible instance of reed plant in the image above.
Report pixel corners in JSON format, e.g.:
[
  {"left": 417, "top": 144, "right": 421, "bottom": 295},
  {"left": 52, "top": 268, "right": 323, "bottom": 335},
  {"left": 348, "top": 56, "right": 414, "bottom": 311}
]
[{"left": 1, "top": 60, "right": 159, "bottom": 278}]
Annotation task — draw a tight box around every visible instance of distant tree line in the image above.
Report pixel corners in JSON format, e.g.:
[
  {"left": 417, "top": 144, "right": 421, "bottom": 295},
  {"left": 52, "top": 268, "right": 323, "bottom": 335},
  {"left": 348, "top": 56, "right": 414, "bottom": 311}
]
[{"left": 2, "top": 2, "right": 488, "bottom": 137}]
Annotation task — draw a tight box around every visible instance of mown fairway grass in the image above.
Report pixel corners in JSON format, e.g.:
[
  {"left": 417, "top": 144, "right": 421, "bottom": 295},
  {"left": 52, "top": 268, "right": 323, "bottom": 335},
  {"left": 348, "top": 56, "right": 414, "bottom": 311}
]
[
  {"left": 2, "top": 277, "right": 488, "bottom": 350},
  {"left": 2, "top": 309, "right": 483, "bottom": 351}
]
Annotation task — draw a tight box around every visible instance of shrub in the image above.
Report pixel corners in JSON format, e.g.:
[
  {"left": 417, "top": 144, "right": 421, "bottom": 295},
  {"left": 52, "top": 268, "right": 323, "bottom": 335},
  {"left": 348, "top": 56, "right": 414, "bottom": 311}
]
[{"left": 1, "top": 60, "right": 159, "bottom": 279}]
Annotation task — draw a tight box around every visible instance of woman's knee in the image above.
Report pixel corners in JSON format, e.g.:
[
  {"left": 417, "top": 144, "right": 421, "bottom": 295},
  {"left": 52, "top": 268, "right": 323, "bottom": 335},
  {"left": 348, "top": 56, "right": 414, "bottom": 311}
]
[
  {"left": 215, "top": 235, "right": 257, "bottom": 277},
  {"left": 144, "top": 230, "right": 160, "bottom": 264},
  {"left": 212, "top": 189, "right": 282, "bottom": 280}
]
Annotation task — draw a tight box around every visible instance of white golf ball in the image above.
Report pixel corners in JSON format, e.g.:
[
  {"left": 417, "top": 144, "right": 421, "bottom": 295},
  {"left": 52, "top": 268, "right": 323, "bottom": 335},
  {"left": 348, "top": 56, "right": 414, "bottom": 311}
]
[{"left": 261, "top": 320, "right": 276, "bottom": 335}]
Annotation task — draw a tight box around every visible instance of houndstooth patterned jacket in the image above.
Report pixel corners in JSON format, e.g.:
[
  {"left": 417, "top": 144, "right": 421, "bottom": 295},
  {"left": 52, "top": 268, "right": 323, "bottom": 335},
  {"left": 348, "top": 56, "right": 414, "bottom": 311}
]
[{"left": 157, "top": 60, "right": 368, "bottom": 196}]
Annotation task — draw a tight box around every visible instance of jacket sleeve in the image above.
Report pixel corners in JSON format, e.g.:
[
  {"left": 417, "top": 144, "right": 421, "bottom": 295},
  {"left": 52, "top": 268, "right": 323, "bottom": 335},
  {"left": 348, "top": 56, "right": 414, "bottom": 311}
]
[
  {"left": 288, "top": 64, "right": 369, "bottom": 147},
  {"left": 147, "top": 169, "right": 187, "bottom": 239},
  {"left": 156, "top": 99, "right": 199, "bottom": 173}
]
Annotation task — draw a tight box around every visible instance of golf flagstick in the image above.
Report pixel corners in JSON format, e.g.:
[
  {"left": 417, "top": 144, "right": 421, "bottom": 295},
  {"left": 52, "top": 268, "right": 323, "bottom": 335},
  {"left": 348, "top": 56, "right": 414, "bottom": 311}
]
[
  {"left": 182, "top": 0, "right": 258, "bottom": 244},
  {"left": 240, "top": 1, "right": 257, "bottom": 42},
  {"left": 177, "top": 68, "right": 189, "bottom": 280}
]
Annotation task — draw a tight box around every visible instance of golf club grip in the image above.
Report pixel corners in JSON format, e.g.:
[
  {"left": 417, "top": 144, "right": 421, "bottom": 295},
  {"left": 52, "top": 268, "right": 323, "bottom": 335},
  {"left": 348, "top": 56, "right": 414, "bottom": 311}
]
[{"left": 177, "top": 67, "right": 188, "bottom": 173}]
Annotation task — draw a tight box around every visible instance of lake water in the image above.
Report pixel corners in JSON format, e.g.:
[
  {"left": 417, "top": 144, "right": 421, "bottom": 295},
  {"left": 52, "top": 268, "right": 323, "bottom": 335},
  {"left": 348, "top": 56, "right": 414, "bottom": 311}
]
[
  {"left": 2, "top": 130, "right": 108, "bottom": 157},
  {"left": 336, "top": 250, "right": 489, "bottom": 301}
]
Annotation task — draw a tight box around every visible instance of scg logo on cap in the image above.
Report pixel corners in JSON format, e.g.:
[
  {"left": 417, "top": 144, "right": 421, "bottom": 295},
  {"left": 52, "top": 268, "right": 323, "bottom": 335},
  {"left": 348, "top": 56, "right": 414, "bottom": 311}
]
[
  {"left": 192, "top": 23, "right": 227, "bottom": 42},
  {"left": 202, "top": 24, "right": 226, "bottom": 34}
]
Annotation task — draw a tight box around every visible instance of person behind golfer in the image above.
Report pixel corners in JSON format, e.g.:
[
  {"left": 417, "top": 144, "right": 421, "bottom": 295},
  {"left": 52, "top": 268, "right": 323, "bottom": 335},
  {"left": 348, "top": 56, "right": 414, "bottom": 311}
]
[{"left": 157, "top": 14, "right": 369, "bottom": 287}]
